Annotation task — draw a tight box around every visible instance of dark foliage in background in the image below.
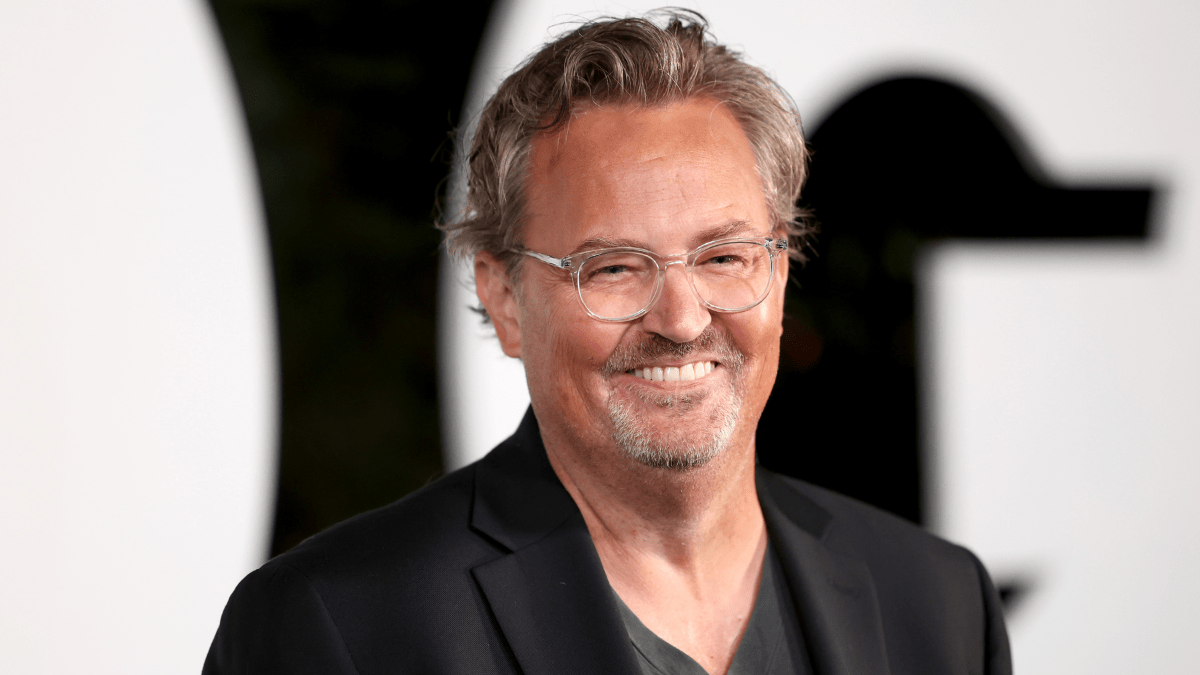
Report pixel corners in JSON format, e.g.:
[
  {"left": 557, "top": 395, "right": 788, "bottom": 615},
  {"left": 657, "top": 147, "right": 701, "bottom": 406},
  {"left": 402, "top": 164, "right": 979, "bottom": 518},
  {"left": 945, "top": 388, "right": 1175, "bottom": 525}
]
[{"left": 208, "top": 0, "right": 495, "bottom": 556}]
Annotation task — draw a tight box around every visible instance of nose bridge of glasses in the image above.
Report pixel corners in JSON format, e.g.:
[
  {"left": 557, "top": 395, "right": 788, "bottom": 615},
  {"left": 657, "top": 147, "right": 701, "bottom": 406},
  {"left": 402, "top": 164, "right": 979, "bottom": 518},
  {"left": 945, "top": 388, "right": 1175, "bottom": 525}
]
[
  {"left": 653, "top": 256, "right": 691, "bottom": 286},
  {"left": 654, "top": 257, "right": 703, "bottom": 304},
  {"left": 635, "top": 251, "right": 709, "bottom": 337}
]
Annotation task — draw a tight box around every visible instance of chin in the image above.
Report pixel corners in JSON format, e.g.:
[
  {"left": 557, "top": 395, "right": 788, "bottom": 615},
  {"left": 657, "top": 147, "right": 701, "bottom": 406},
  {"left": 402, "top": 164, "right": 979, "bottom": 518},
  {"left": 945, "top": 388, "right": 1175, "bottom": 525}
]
[{"left": 606, "top": 383, "right": 743, "bottom": 471}]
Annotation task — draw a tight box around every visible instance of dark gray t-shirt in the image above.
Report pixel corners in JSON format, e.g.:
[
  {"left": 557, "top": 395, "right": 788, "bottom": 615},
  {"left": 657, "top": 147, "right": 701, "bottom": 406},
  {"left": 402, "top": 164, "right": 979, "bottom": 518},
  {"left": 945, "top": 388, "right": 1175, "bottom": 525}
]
[{"left": 613, "top": 542, "right": 811, "bottom": 675}]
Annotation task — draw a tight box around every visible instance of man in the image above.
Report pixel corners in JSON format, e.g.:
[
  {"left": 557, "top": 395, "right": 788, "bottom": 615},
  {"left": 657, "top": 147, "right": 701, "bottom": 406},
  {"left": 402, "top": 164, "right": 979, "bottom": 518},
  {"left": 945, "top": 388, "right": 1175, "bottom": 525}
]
[{"left": 205, "top": 12, "right": 1010, "bottom": 675}]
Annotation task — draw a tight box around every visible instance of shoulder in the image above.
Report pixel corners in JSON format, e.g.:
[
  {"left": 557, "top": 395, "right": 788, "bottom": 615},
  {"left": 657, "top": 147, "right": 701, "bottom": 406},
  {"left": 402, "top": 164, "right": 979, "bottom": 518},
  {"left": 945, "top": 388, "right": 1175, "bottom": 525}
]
[
  {"left": 206, "top": 462, "right": 520, "bottom": 674},
  {"left": 263, "top": 462, "right": 502, "bottom": 588},
  {"left": 760, "top": 468, "right": 973, "bottom": 567},
  {"left": 760, "top": 469, "right": 1010, "bottom": 674},
  {"left": 760, "top": 469, "right": 996, "bottom": 620}
]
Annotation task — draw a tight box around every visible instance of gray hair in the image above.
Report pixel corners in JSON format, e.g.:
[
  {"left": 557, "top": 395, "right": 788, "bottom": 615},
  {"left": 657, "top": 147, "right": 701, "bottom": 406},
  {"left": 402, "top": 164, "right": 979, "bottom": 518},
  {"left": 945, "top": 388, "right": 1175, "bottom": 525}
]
[{"left": 440, "top": 9, "right": 813, "bottom": 277}]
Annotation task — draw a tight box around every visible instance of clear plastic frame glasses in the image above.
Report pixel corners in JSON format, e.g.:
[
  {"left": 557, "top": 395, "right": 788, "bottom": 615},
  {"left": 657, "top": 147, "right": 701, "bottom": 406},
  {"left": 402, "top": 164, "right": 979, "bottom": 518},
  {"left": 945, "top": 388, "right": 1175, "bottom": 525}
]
[{"left": 517, "top": 237, "right": 788, "bottom": 322}]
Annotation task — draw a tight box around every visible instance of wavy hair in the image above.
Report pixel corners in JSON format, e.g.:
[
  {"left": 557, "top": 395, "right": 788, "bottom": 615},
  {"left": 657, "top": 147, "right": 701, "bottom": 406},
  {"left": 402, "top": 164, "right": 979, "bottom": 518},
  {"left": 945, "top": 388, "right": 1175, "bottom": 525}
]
[{"left": 440, "top": 10, "right": 813, "bottom": 275}]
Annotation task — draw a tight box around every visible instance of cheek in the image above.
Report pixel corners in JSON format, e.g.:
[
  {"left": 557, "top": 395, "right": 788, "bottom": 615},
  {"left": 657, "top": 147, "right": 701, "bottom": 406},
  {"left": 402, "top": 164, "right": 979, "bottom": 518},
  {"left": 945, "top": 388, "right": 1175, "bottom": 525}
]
[
  {"left": 569, "top": 328, "right": 622, "bottom": 364},
  {"left": 727, "top": 299, "right": 784, "bottom": 390},
  {"left": 521, "top": 285, "right": 625, "bottom": 379},
  {"left": 519, "top": 277, "right": 576, "bottom": 342},
  {"left": 732, "top": 290, "right": 784, "bottom": 350}
]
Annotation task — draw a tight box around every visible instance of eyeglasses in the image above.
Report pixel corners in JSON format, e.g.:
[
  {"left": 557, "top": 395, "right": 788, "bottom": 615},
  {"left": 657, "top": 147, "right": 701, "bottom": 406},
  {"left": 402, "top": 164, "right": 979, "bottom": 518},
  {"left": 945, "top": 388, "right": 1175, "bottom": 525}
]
[{"left": 517, "top": 237, "right": 788, "bottom": 322}]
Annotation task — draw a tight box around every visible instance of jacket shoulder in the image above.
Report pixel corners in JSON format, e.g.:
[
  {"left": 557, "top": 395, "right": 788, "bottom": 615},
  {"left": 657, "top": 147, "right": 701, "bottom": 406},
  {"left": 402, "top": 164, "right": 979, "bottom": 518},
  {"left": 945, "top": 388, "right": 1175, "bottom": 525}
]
[
  {"left": 760, "top": 469, "right": 1011, "bottom": 674},
  {"left": 267, "top": 462, "right": 500, "bottom": 583},
  {"left": 761, "top": 468, "right": 968, "bottom": 564},
  {"left": 207, "top": 463, "right": 522, "bottom": 674}
]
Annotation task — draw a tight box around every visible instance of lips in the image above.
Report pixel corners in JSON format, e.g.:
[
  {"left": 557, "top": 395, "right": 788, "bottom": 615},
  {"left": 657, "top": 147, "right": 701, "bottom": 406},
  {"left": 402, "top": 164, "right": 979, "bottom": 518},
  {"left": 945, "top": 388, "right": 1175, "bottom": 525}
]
[
  {"left": 601, "top": 328, "right": 746, "bottom": 382},
  {"left": 627, "top": 360, "right": 716, "bottom": 382}
]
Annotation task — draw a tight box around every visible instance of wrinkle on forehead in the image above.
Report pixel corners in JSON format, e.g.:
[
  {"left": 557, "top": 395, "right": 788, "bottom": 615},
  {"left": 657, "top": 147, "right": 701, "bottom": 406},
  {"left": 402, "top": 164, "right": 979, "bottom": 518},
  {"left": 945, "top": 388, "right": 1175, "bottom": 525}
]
[
  {"left": 568, "top": 219, "right": 754, "bottom": 256},
  {"left": 538, "top": 98, "right": 743, "bottom": 166},
  {"left": 524, "top": 98, "right": 769, "bottom": 254},
  {"left": 534, "top": 110, "right": 753, "bottom": 200}
]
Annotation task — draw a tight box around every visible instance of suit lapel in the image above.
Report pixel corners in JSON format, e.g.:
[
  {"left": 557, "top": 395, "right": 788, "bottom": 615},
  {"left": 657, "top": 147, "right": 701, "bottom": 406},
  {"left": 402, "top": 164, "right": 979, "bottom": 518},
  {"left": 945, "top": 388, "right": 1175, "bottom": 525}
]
[
  {"left": 473, "top": 511, "right": 641, "bottom": 675},
  {"left": 469, "top": 411, "right": 889, "bottom": 675},
  {"left": 759, "top": 470, "right": 892, "bottom": 675},
  {"left": 469, "top": 409, "right": 641, "bottom": 675}
]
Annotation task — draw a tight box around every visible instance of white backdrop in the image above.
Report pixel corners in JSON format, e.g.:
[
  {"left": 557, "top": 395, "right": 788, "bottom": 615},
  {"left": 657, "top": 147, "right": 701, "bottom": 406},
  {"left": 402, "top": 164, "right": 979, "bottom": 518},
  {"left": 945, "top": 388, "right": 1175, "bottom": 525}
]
[
  {"left": 3, "top": 0, "right": 1194, "bottom": 671},
  {"left": 0, "top": 1, "right": 276, "bottom": 672},
  {"left": 440, "top": 1, "right": 1200, "bottom": 672}
]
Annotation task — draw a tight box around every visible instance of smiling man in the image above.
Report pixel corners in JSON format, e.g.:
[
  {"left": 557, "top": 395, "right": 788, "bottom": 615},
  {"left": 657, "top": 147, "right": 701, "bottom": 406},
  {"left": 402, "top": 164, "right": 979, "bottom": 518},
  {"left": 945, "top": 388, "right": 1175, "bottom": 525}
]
[{"left": 205, "top": 12, "right": 1010, "bottom": 675}]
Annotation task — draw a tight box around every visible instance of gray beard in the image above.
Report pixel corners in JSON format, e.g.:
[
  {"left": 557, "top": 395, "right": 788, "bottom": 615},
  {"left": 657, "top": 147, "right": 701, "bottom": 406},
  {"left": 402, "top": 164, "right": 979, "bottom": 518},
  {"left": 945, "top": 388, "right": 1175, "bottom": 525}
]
[
  {"left": 601, "top": 326, "right": 747, "bottom": 471},
  {"left": 607, "top": 381, "right": 742, "bottom": 470}
]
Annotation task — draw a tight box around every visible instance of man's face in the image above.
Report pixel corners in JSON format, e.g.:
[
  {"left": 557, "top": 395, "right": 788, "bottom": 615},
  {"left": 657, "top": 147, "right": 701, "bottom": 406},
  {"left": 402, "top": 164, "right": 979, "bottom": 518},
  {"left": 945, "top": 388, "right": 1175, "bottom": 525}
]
[{"left": 480, "top": 99, "right": 786, "bottom": 470}]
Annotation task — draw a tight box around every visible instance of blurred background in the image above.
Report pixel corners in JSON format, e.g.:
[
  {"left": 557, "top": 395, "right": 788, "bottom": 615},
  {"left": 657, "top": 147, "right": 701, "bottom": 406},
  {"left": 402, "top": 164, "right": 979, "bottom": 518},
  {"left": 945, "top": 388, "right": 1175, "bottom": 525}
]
[
  {"left": 206, "top": 0, "right": 493, "bottom": 558},
  {"left": 1, "top": 0, "right": 1197, "bottom": 672}
]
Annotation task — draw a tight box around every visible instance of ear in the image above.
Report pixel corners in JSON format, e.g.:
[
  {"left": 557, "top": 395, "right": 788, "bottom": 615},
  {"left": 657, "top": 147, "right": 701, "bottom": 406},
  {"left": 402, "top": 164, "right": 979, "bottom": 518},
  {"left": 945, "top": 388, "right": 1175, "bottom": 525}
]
[
  {"left": 773, "top": 250, "right": 790, "bottom": 337},
  {"left": 474, "top": 251, "right": 523, "bottom": 359},
  {"left": 776, "top": 249, "right": 790, "bottom": 290}
]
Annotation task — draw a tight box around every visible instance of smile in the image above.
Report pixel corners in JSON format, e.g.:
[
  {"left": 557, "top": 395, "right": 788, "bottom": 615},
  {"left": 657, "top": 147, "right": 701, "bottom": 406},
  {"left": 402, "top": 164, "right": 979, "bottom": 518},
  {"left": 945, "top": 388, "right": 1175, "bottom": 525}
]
[{"left": 627, "top": 361, "right": 717, "bottom": 383}]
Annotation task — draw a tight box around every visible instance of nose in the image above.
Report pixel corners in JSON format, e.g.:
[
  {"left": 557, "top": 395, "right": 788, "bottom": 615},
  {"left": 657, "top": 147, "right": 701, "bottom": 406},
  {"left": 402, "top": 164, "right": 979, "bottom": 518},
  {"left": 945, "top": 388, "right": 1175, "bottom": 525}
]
[{"left": 640, "top": 262, "right": 711, "bottom": 343}]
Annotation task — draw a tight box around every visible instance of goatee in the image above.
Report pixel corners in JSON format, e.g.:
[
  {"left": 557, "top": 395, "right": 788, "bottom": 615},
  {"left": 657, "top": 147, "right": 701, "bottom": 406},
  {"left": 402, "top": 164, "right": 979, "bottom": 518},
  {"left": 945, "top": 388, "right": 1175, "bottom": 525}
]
[{"left": 602, "top": 328, "right": 746, "bottom": 470}]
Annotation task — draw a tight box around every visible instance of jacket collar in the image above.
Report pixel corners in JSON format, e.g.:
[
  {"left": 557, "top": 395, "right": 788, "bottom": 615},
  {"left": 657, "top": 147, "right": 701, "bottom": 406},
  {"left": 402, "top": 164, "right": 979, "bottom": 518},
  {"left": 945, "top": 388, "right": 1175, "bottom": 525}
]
[
  {"left": 469, "top": 408, "right": 890, "bottom": 675},
  {"left": 470, "top": 408, "right": 578, "bottom": 552},
  {"left": 470, "top": 408, "right": 643, "bottom": 675},
  {"left": 758, "top": 469, "right": 892, "bottom": 675}
]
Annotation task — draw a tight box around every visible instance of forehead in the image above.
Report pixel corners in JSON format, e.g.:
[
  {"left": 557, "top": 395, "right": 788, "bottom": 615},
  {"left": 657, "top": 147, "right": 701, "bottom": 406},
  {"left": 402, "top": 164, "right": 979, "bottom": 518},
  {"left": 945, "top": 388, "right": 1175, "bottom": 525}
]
[{"left": 524, "top": 99, "right": 767, "bottom": 253}]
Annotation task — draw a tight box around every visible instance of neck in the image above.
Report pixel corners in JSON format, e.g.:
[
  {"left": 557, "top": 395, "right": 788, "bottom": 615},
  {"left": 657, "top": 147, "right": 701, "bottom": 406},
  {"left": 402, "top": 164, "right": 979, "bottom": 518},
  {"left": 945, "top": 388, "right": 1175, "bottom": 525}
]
[
  {"left": 542, "top": 421, "right": 767, "bottom": 675},
  {"left": 543, "top": 418, "right": 762, "bottom": 556}
]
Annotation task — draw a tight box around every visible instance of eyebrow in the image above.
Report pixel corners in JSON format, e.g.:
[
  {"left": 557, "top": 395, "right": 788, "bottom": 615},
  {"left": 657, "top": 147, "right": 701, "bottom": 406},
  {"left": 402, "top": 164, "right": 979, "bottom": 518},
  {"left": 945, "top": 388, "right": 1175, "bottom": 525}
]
[{"left": 568, "top": 220, "right": 755, "bottom": 256}]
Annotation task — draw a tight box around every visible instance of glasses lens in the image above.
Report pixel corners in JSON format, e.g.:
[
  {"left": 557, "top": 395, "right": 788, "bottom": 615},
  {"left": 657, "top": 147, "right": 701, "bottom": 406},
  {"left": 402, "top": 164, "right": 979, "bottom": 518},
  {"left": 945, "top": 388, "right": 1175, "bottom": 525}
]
[
  {"left": 578, "top": 251, "right": 658, "bottom": 319},
  {"left": 690, "top": 242, "right": 773, "bottom": 311}
]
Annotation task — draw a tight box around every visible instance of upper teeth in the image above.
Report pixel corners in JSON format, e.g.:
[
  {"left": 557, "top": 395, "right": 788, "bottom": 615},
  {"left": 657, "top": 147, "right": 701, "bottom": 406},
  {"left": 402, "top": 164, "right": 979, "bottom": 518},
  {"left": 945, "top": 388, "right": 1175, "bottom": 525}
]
[{"left": 630, "top": 361, "right": 716, "bottom": 382}]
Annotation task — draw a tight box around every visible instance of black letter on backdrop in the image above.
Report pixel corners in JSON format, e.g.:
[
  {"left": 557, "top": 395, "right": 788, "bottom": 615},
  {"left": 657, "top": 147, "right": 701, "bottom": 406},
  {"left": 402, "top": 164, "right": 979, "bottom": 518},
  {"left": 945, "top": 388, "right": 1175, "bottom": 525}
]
[{"left": 758, "top": 77, "right": 1155, "bottom": 526}]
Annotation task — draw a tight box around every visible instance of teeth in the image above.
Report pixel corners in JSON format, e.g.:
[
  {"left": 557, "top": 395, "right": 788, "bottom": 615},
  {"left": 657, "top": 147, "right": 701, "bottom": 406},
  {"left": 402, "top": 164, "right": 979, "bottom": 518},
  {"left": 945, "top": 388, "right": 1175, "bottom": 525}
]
[{"left": 629, "top": 361, "right": 716, "bottom": 382}]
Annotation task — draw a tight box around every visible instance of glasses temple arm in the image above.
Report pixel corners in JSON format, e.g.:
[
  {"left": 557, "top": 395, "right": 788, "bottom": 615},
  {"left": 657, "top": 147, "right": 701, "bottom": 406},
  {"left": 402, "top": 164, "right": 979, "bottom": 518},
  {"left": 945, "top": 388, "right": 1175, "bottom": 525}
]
[{"left": 520, "top": 250, "right": 572, "bottom": 269}]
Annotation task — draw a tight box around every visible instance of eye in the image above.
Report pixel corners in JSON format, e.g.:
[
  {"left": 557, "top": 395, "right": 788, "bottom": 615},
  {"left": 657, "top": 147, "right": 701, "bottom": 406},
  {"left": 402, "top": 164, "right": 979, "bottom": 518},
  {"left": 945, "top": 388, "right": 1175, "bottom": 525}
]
[
  {"left": 579, "top": 252, "right": 653, "bottom": 287},
  {"left": 697, "top": 250, "right": 749, "bottom": 267},
  {"left": 584, "top": 262, "right": 635, "bottom": 282},
  {"left": 705, "top": 254, "right": 744, "bottom": 265}
]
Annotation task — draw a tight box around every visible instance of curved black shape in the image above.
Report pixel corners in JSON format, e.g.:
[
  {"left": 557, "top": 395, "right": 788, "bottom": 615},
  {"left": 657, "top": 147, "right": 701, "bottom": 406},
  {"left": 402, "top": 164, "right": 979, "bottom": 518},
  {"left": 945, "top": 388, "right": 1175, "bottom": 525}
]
[
  {"left": 758, "top": 76, "right": 1154, "bottom": 524},
  {"left": 208, "top": 0, "right": 498, "bottom": 556}
]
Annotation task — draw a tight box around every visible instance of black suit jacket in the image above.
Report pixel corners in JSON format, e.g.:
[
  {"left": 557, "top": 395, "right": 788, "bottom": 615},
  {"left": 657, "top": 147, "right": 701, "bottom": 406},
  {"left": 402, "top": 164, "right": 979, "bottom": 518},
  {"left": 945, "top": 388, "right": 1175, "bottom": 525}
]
[{"left": 204, "top": 409, "right": 1010, "bottom": 675}]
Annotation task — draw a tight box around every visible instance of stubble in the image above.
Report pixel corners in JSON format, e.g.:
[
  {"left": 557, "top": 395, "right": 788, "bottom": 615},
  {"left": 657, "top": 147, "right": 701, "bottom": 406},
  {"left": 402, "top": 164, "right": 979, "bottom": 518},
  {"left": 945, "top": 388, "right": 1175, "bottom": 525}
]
[{"left": 602, "top": 329, "right": 747, "bottom": 470}]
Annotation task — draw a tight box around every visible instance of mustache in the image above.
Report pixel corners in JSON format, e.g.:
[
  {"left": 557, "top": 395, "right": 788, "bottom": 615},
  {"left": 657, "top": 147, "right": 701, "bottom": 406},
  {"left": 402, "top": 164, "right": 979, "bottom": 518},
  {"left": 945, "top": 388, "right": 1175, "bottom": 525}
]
[{"left": 601, "top": 328, "right": 746, "bottom": 377}]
